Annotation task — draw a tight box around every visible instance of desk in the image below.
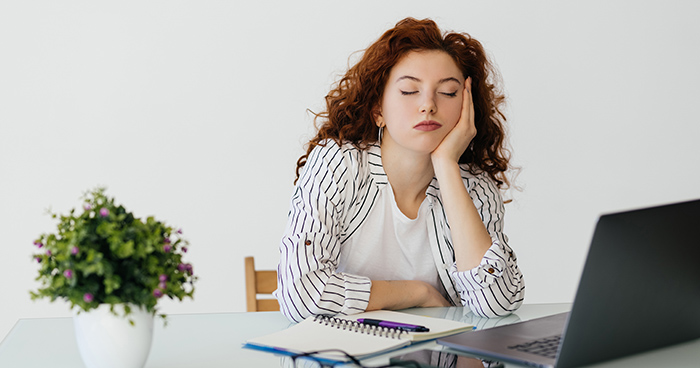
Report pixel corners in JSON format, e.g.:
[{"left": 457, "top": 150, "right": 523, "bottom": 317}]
[{"left": 1, "top": 304, "right": 698, "bottom": 367}]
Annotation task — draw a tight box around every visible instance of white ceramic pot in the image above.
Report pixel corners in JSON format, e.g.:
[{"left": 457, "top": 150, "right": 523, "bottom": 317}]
[{"left": 73, "top": 304, "right": 154, "bottom": 368}]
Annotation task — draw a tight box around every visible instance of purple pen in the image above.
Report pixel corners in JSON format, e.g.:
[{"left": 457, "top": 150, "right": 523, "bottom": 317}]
[{"left": 357, "top": 318, "right": 430, "bottom": 332}]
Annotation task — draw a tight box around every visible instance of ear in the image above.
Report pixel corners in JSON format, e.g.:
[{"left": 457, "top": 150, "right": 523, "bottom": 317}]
[{"left": 372, "top": 106, "right": 384, "bottom": 128}]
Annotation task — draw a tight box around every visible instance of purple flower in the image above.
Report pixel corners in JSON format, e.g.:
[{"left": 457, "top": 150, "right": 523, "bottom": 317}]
[
  {"left": 34, "top": 241, "right": 43, "bottom": 248},
  {"left": 159, "top": 274, "right": 168, "bottom": 282},
  {"left": 159, "top": 281, "right": 167, "bottom": 289},
  {"left": 164, "top": 237, "right": 171, "bottom": 244},
  {"left": 182, "top": 246, "right": 188, "bottom": 253},
  {"left": 83, "top": 293, "right": 94, "bottom": 303},
  {"left": 163, "top": 244, "right": 172, "bottom": 253},
  {"left": 84, "top": 204, "right": 92, "bottom": 211},
  {"left": 71, "top": 246, "right": 79, "bottom": 256},
  {"left": 177, "top": 228, "right": 183, "bottom": 234},
  {"left": 35, "top": 257, "right": 42, "bottom": 263},
  {"left": 176, "top": 263, "right": 194, "bottom": 275},
  {"left": 46, "top": 250, "right": 52, "bottom": 257},
  {"left": 99, "top": 208, "right": 109, "bottom": 217},
  {"left": 64, "top": 269, "right": 73, "bottom": 279},
  {"left": 153, "top": 289, "right": 163, "bottom": 298}
]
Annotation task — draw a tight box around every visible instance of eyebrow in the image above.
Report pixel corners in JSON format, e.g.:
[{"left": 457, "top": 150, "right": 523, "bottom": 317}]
[{"left": 396, "top": 75, "right": 461, "bottom": 84}]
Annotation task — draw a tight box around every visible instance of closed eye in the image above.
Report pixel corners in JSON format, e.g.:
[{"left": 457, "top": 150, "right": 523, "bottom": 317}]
[
  {"left": 440, "top": 91, "right": 458, "bottom": 97},
  {"left": 400, "top": 90, "right": 419, "bottom": 96}
]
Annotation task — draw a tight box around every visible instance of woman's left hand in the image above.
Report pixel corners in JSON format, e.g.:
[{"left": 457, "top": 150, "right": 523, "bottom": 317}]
[{"left": 431, "top": 76, "right": 476, "bottom": 165}]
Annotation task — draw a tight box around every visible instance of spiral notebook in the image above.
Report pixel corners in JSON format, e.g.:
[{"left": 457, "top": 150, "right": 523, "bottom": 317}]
[{"left": 243, "top": 310, "right": 473, "bottom": 361}]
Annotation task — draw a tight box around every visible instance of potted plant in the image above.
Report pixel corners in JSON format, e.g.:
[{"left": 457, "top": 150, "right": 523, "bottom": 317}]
[{"left": 30, "top": 187, "right": 196, "bottom": 368}]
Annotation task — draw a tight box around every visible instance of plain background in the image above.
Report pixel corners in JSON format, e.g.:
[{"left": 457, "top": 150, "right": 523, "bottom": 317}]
[{"left": 2, "top": 1, "right": 699, "bottom": 341}]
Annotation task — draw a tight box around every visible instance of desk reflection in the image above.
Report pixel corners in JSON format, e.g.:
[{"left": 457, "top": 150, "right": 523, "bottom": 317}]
[
  {"left": 278, "top": 349, "right": 503, "bottom": 368},
  {"left": 391, "top": 349, "right": 503, "bottom": 368}
]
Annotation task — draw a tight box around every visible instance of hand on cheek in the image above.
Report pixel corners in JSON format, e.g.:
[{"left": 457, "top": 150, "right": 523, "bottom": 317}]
[{"left": 431, "top": 77, "right": 476, "bottom": 165}]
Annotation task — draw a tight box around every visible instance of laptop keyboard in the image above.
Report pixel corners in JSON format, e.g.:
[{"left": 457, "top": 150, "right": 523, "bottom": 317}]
[{"left": 508, "top": 334, "right": 562, "bottom": 359}]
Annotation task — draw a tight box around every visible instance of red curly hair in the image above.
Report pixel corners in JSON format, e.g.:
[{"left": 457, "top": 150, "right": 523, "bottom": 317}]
[{"left": 296, "top": 17, "right": 511, "bottom": 188}]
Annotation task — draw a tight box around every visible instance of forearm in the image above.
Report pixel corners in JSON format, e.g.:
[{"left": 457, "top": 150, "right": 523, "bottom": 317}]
[
  {"left": 366, "top": 280, "right": 450, "bottom": 310},
  {"left": 432, "top": 159, "right": 492, "bottom": 271},
  {"left": 435, "top": 168, "right": 525, "bottom": 316}
]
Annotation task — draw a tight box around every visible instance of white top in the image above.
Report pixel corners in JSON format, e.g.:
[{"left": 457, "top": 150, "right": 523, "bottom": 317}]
[{"left": 337, "top": 182, "right": 442, "bottom": 294}]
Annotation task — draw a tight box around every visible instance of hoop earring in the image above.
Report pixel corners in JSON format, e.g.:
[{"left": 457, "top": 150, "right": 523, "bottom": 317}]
[{"left": 378, "top": 126, "right": 384, "bottom": 144}]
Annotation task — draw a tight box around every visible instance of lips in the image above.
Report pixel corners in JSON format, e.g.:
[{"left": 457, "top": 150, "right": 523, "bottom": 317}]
[{"left": 413, "top": 120, "right": 442, "bottom": 132}]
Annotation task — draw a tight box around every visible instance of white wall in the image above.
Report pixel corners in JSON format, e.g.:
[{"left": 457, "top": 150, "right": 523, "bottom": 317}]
[{"left": 2, "top": 1, "right": 699, "bottom": 341}]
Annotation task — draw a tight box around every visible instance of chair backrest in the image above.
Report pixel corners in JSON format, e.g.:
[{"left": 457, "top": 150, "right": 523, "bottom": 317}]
[{"left": 244, "top": 256, "right": 280, "bottom": 312}]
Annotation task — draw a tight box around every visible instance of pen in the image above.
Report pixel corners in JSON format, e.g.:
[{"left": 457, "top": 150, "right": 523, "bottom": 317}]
[{"left": 357, "top": 318, "right": 430, "bottom": 332}]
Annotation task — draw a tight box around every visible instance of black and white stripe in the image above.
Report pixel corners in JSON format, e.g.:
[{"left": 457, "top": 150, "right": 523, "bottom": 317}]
[{"left": 274, "top": 141, "right": 525, "bottom": 322}]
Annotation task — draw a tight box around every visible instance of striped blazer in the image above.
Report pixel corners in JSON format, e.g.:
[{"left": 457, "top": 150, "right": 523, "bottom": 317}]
[{"left": 274, "top": 141, "right": 525, "bottom": 322}]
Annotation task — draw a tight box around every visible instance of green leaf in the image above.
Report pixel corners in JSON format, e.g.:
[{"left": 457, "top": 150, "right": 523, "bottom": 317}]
[
  {"left": 104, "top": 275, "right": 122, "bottom": 294},
  {"left": 118, "top": 240, "right": 135, "bottom": 258},
  {"left": 104, "top": 295, "right": 120, "bottom": 305}
]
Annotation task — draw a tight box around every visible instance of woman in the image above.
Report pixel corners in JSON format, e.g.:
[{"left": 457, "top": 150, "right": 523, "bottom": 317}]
[{"left": 274, "top": 17, "right": 524, "bottom": 323}]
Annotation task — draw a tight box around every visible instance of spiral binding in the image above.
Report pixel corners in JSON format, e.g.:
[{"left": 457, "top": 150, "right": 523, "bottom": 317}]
[{"left": 313, "top": 315, "right": 407, "bottom": 339}]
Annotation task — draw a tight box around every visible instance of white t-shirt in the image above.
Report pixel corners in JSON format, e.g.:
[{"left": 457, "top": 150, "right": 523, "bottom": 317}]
[{"left": 337, "top": 182, "right": 442, "bottom": 295}]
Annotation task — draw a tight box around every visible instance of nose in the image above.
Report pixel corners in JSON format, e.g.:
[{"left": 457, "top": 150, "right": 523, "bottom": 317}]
[{"left": 420, "top": 95, "right": 436, "bottom": 115}]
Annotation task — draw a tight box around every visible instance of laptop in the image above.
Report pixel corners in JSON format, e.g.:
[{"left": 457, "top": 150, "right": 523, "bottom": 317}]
[{"left": 438, "top": 199, "right": 700, "bottom": 368}]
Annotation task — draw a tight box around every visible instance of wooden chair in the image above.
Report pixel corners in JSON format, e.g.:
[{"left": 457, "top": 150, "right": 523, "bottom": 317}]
[{"left": 244, "top": 256, "right": 280, "bottom": 312}]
